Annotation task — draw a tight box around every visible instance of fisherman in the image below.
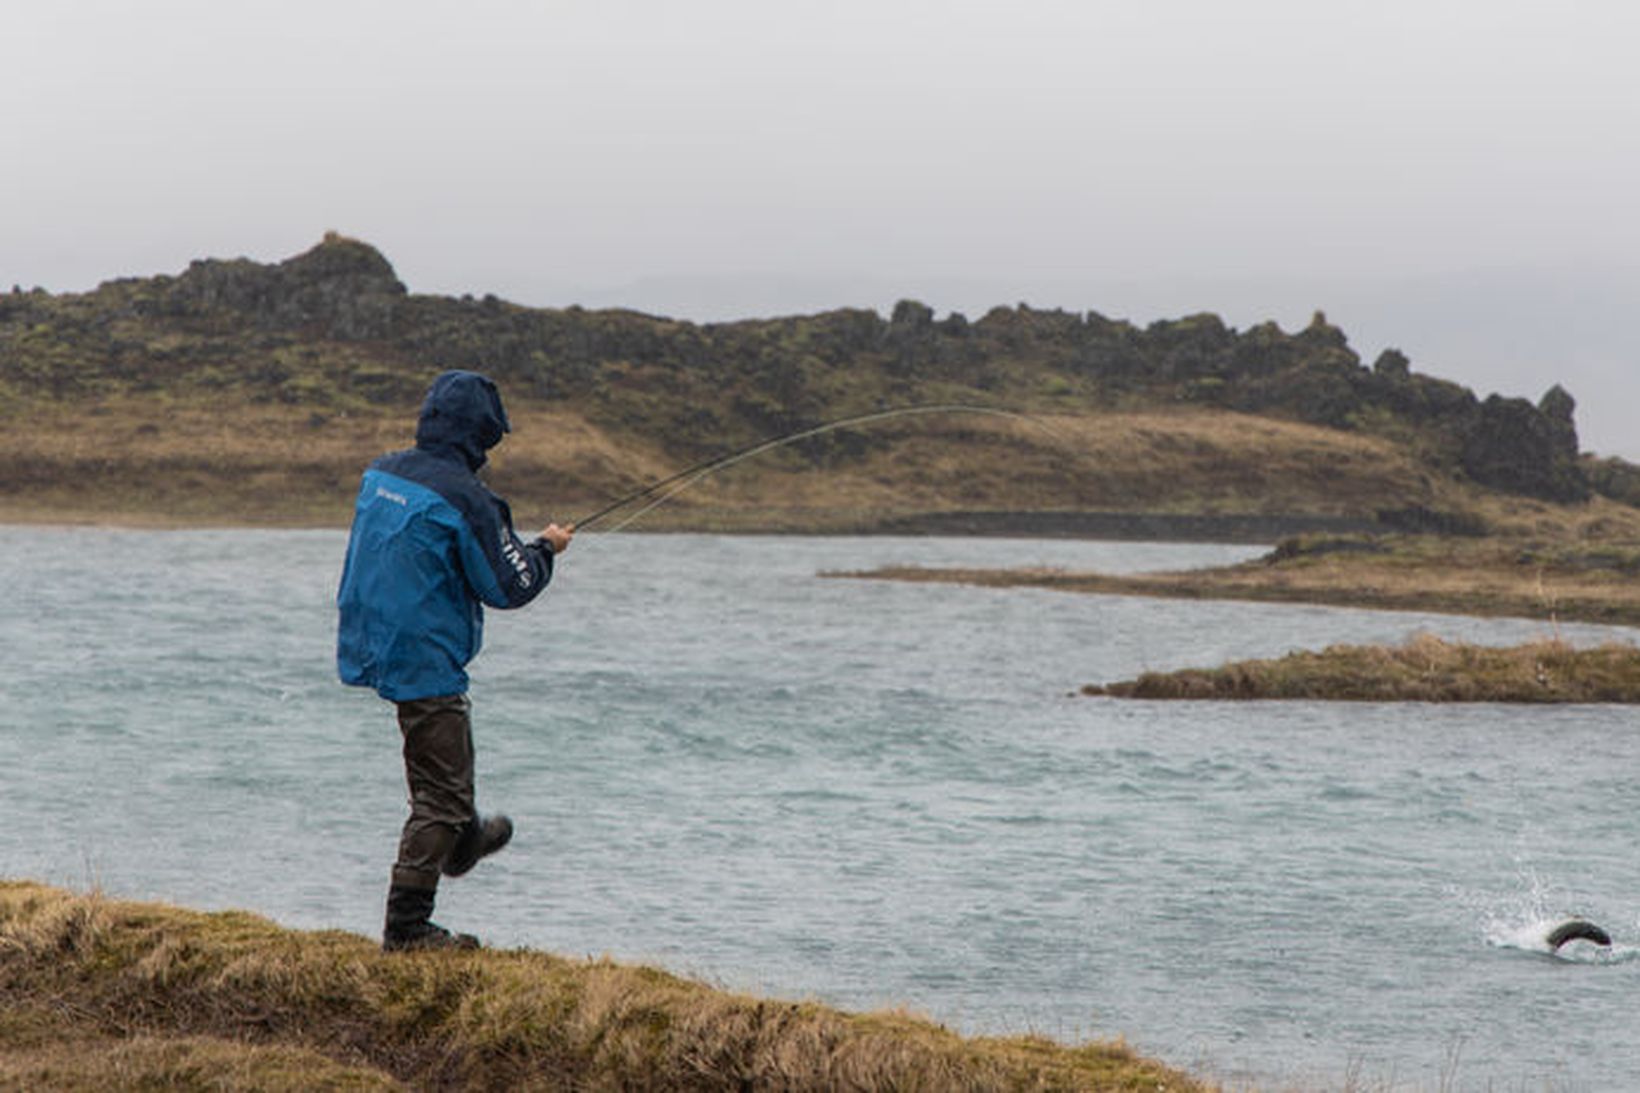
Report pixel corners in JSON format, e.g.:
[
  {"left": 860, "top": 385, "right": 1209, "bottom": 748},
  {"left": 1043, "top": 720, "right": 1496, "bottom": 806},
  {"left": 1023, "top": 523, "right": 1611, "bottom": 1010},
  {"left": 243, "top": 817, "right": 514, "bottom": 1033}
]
[{"left": 336, "top": 369, "right": 573, "bottom": 951}]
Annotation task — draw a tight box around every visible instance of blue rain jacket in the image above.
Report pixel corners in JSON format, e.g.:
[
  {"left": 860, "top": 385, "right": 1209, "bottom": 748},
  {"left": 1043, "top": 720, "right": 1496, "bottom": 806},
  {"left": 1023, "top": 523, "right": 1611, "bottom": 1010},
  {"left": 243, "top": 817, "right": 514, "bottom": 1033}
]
[{"left": 337, "top": 371, "right": 555, "bottom": 701}]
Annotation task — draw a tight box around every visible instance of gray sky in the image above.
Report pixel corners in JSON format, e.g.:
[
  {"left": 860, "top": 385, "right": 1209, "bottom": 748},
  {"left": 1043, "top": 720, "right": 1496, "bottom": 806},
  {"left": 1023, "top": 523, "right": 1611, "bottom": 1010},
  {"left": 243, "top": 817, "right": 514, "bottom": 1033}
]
[{"left": 9, "top": 1, "right": 1640, "bottom": 455}]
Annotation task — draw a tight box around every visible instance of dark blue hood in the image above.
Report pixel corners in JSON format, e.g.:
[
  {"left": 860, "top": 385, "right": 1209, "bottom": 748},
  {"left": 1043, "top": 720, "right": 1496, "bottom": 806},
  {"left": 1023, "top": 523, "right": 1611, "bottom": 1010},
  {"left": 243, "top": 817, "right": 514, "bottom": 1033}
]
[{"left": 415, "top": 370, "right": 510, "bottom": 470}]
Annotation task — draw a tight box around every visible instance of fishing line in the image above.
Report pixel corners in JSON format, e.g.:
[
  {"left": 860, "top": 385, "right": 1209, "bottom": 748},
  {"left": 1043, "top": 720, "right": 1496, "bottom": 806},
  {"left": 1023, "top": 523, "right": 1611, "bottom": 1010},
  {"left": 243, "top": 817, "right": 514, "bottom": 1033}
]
[{"left": 571, "top": 403, "right": 1060, "bottom": 533}]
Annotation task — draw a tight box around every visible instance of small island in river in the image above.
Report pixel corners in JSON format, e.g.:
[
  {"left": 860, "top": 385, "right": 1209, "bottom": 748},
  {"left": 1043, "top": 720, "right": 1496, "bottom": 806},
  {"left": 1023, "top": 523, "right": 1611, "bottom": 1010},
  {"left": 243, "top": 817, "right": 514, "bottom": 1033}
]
[{"left": 1082, "top": 633, "right": 1640, "bottom": 703}]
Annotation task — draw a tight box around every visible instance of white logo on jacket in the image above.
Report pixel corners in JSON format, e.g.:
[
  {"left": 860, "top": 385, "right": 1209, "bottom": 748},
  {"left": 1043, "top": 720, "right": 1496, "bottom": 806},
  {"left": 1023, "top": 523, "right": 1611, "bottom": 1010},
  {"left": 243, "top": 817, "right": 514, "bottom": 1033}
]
[{"left": 500, "top": 533, "right": 533, "bottom": 589}]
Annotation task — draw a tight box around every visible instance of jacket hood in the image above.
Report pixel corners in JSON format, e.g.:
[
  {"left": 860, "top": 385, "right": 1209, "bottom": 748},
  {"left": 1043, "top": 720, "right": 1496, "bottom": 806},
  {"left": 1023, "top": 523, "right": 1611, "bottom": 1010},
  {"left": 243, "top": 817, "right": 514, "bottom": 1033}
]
[{"left": 415, "top": 370, "right": 510, "bottom": 470}]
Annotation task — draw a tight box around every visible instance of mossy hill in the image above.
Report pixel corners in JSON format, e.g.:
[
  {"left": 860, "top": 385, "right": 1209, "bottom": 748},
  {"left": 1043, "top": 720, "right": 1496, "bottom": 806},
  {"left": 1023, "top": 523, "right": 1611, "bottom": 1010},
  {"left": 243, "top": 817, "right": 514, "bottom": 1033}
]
[{"left": 5, "top": 232, "right": 1639, "bottom": 530}]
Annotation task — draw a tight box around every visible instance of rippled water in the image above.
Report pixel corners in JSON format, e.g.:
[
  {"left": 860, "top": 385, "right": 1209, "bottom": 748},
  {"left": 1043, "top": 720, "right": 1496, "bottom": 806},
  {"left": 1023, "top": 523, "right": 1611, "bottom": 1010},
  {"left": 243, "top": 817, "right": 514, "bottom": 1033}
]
[{"left": 5, "top": 527, "right": 1639, "bottom": 1090}]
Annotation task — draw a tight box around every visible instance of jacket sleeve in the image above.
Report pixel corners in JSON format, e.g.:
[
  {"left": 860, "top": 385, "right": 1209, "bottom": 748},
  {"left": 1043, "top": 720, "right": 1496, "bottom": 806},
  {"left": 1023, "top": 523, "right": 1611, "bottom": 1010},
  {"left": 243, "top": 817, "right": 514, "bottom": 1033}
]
[{"left": 452, "top": 489, "right": 554, "bottom": 610}]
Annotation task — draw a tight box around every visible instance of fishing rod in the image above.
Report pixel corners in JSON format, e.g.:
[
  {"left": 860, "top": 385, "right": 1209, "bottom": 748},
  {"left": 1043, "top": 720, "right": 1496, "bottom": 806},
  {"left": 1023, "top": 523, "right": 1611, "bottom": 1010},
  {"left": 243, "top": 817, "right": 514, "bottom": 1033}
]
[{"left": 571, "top": 403, "right": 1050, "bottom": 533}]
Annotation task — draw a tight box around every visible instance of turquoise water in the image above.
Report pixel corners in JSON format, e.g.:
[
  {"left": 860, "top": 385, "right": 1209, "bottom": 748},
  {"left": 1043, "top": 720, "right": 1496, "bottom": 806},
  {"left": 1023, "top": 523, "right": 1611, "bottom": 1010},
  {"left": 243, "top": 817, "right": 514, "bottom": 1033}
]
[{"left": 5, "top": 527, "right": 1639, "bottom": 1089}]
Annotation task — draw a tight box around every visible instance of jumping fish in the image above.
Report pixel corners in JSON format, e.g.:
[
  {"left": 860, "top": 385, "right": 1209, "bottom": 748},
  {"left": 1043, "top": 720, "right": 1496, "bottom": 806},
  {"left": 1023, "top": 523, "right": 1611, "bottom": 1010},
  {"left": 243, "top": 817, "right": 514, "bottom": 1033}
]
[{"left": 1546, "top": 918, "right": 1612, "bottom": 952}]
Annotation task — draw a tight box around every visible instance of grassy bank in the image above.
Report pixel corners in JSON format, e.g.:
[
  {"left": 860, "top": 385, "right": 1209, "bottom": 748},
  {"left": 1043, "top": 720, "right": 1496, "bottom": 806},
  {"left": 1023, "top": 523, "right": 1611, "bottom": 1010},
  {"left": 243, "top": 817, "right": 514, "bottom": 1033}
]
[
  {"left": 0, "top": 882, "right": 1209, "bottom": 1091},
  {"left": 1082, "top": 634, "right": 1640, "bottom": 702}
]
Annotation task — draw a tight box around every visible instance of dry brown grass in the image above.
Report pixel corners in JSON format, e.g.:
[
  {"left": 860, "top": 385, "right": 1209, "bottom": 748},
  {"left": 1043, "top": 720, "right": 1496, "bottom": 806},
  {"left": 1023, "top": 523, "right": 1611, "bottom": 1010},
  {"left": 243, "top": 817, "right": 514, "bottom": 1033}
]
[
  {"left": 1021, "top": 410, "right": 1437, "bottom": 515},
  {"left": 0, "top": 395, "right": 1457, "bottom": 531},
  {"left": 1084, "top": 633, "right": 1640, "bottom": 702},
  {"left": 0, "top": 882, "right": 1210, "bottom": 1092},
  {"left": 0, "top": 1028, "right": 398, "bottom": 1092}
]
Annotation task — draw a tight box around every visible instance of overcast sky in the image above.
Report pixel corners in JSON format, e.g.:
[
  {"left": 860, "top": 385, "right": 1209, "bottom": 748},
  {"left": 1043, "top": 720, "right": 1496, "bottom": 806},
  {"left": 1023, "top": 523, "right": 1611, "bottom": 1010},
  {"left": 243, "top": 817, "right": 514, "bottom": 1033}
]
[{"left": 9, "top": 1, "right": 1640, "bottom": 455}]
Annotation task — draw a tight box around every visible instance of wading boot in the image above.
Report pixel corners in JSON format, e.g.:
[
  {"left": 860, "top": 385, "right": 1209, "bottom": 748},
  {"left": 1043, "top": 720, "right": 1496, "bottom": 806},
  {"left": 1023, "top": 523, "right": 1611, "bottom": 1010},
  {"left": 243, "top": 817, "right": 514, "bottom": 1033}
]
[
  {"left": 442, "top": 812, "right": 514, "bottom": 878},
  {"left": 382, "top": 885, "right": 479, "bottom": 952}
]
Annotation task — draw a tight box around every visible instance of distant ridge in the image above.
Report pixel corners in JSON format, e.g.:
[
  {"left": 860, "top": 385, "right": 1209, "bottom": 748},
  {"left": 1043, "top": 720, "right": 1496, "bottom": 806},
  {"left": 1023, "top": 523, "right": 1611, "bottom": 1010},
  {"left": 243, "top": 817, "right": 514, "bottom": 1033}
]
[{"left": 3, "top": 234, "right": 1638, "bottom": 527}]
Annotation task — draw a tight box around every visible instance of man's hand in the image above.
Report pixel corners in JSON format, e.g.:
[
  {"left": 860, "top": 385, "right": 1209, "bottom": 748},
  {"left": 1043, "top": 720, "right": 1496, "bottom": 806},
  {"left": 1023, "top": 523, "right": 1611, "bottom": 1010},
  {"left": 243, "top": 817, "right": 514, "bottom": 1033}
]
[{"left": 540, "top": 522, "right": 574, "bottom": 554}]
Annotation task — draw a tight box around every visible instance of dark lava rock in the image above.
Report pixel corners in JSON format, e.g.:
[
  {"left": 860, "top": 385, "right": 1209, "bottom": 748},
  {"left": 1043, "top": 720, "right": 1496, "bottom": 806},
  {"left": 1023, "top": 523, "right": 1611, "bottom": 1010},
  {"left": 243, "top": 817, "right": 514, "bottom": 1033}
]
[{"left": 1460, "top": 394, "right": 1590, "bottom": 502}]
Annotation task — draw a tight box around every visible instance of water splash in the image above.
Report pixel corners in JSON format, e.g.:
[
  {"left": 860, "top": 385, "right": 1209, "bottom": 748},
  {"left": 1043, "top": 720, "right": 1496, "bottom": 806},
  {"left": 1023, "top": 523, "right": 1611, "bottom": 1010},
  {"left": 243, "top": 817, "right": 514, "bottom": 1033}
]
[
  {"left": 1484, "top": 917, "right": 1638, "bottom": 964},
  {"left": 1466, "top": 858, "right": 1636, "bottom": 963}
]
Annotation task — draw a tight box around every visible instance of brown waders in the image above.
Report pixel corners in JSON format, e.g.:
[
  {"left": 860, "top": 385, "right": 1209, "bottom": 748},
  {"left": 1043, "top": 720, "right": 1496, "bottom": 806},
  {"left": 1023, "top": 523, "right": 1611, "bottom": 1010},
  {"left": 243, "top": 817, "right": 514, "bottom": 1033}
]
[{"left": 383, "top": 694, "right": 511, "bottom": 951}]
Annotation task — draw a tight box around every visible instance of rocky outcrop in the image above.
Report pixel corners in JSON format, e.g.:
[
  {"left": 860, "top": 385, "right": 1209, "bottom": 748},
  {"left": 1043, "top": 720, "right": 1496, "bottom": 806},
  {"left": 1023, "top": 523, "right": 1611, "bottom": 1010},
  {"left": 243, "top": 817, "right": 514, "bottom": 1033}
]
[
  {"left": 884, "top": 298, "right": 936, "bottom": 376},
  {"left": 1460, "top": 393, "right": 1590, "bottom": 502},
  {"left": 1372, "top": 348, "right": 1410, "bottom": 379},
  {"left": 1582, "top": 454, "right": 1640, "bottom": 507},
  {"left": 1538, "top": 384, "right": 1579, "bottom": 462},
  {"left": 163, "top": 232, "right": 405, "bottom": 339}
]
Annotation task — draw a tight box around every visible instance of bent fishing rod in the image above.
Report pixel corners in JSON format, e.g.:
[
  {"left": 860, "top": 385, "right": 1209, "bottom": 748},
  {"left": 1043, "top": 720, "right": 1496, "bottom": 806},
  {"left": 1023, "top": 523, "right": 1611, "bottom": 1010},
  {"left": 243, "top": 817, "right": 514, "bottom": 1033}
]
[{"left": 570, "top": 403, "right": 1051, "bottom": 534}]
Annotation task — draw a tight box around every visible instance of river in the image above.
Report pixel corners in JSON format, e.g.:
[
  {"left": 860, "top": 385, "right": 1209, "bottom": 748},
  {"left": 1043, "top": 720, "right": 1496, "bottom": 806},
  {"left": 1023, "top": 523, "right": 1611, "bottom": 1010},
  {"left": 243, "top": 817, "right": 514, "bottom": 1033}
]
[{"left": 4, "top": 527, "right": 1636, "bottom": 1089}]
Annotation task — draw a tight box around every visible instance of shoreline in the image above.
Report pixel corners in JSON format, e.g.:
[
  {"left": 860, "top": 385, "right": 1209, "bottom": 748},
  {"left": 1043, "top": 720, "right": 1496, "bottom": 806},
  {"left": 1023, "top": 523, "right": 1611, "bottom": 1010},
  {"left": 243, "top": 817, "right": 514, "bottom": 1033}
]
[
  {"left": 0, "top": 504, "right": 1368, "bottom": 541},
  {"left": 832, "top": 556, "right": 1640, "bottom": 630}
]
